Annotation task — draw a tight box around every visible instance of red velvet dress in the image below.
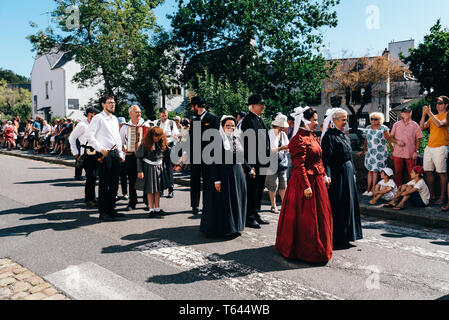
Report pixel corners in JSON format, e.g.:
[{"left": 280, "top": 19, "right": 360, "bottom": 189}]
[{"left": 275, "top": 128, "right": 333, "bottom": 264}]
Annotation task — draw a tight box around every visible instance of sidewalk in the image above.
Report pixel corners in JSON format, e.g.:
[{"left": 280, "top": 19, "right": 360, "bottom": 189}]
[
  {"left": 1, "top": 147, "right": 449, "bottom": 229},
  {"left": 0, "top": 258, "right": 70, "bottom": 300}
]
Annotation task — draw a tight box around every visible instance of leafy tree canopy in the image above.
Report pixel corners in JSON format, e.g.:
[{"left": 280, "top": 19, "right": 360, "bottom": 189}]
[
  {"left": 401, "top": 20, "right": 449, "bottom": 99},
  {"left": 171, "top": 0, "right": 340, "bottom": 118}
]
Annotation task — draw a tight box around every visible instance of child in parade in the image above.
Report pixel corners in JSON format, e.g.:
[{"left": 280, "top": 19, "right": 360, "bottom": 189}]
[{"left": 136, "top": 127, "right": 169, "bottom": 218}]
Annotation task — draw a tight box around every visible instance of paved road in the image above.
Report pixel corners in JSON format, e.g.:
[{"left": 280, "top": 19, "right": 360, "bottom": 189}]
[{"left": 0, "top": 154, "right": 449, "bottom": 300}]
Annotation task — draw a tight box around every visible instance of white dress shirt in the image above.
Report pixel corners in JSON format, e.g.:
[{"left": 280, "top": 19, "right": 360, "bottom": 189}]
[
  {"left": 85, "top": 111, "right": 124, "bottom": 159},
  {"left": 119, "top": 118, "right": 146, "bottom": 151},
  {"left": 157, "top": 119, "right": 180, "bottom": 144},
  {"left": 69, "top": 120, "right": 89, "bottom": 156}
]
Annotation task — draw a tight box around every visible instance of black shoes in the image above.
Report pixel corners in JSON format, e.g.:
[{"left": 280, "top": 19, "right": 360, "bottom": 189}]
[
  {"left": 99, "top": 214, "right": 115, "bottom": 222},
  {"left": 192, "top": 208, "right": 200, "bottom": 215},
  {"left": 256, "top": 217, "right": 269, "bottom": 225},
  {"left": 246, "top": 221, "right": 261, "bottom": 229},
  {"left": 126, "top": 205, "right": 136, "bottom": 211},
  {"left": 167, "top": 191, "right": 174, "bottom": 198},
  {"left": 111, "top": 210, "right": 125, "bottom": 218},
  {"left": 85, "top": 201, "right": 97, "bottom": 208},
  {"left": 148, "top": 211, "right": 157, "bottom": 218}
]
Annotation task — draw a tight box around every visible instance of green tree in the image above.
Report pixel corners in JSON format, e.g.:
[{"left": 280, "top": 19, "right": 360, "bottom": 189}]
[
  {"left": 194, "top": 69, "right": 251, "bottom": 118},
  {"left": 0, "top": 80, "right": 32, "bottom": 120},
  {"left": 0, "top": 69, "right": 30, "bottom": 84},
  {"left": 28, "top": 0, "right": 178, "bottom": 120},
  {"left": 401, "top": 20, "right": 449, "bottom": 99},
  {"left": 170, "top": 0, "right": 340, "bottom": 118}
]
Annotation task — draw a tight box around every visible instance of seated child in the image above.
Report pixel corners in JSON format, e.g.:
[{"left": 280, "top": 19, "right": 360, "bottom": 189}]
[
  {"left": 369, "top": 168, "right": 397, "bottom": 205},
  {"left": 384, "top": 166, "right": 430, "bottom": 210}
]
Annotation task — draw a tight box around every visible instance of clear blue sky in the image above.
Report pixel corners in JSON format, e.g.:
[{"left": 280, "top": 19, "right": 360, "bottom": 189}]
[{"left": 1, "top": 0, "right": 449, "bottom": 78}]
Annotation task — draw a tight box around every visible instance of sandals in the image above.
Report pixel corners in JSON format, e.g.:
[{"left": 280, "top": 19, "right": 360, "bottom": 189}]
[
  {"left": 393, "top": 206, "right": 405, "bottom": 211},
  {"left": 383, "top": 203, "right": 395, "bottom": 208},
  {"left": 270, "top": 207, "right": 280, "bottom": 214}
]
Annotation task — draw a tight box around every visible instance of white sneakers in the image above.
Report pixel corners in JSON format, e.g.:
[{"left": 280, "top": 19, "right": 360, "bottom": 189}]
[{"left": 363, "top": 191, "right": 373, "bottom": 197}]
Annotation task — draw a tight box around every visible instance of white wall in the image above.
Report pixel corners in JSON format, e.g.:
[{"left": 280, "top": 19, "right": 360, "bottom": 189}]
[
  {"left": 63, "top": 60, "right": 104, "bottom": 121},
  {"left": 31, "top": 55, "right": 65, "bottom": 119}
]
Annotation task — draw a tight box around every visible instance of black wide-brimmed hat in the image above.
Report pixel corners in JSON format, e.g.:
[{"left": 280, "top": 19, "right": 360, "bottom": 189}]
[
  {"left": 189, "top": 96, "right": 206, "bottom": 106},
  {"left": 86, "top": 107, "right": 100, "bottom": 115},
  {"left": 248, "top": 94, "right": 266, "bottom": 106}
]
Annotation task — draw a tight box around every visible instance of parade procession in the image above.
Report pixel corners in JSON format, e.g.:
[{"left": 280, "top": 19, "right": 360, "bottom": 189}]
[{"left": 1, "top": 0, "right": 449, "bottom": 305}]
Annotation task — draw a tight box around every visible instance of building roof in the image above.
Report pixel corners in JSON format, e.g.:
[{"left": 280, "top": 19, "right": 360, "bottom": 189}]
[{"left": 44, "top": 49, "right": 70, "bottom": 70}]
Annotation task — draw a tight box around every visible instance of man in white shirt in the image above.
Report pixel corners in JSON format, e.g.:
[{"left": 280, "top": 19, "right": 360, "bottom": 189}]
[
  {"left": 69, "top": 107, "right": 100, "bottom": 207},
  {"left": 156, "top": 107, "right": 180, "bottom": 198},
  {"left": 85, "top": 95, "right": 125, "bottom": 222},
  {"left": 120, "top": 105, "right": 146, "bottom": 211}
]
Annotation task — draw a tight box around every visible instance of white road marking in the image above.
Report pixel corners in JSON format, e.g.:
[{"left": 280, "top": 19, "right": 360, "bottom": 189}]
[
  {"left": 134, "top": 240, "right": 341, "bottom": 300},
  {"left": 45, "top": 262, "right": 163, "bottom": 300},
  {"left": 243, "top": 218, "right": 449, "bottom": 294}
]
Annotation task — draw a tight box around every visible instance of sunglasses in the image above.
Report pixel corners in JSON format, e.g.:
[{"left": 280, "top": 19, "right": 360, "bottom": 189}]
[
  {"left": 436, "top": 101, "right": 444, "bottom": 105},
  {"left": 371, "top": 118, "right": 380, "bottom": 121}
]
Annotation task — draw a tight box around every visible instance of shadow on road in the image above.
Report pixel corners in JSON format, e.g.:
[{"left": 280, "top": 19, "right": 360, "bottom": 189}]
[
  {"left": 144, "top": 245, "right": 323, "bottom": 285},
  {"left": 101, "top": 224, "right": 321, "bottom": 285},
  {"left": 363, "top": 223, "right": 449, "bottom": 245},
  {"left": 0, "top": 198, "right": 99, "bottom": 237},
  {"left": 14, "top": 178, "right": 81, "bottom": 185}
]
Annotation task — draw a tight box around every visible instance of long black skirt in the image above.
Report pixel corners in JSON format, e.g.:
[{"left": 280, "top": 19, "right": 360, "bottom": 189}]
[
  {"left": 327, "top": 160, "right": 363, "bottom": 243},
  {"left": 200, "top": 164, "right": 247, "bottom": 237}
]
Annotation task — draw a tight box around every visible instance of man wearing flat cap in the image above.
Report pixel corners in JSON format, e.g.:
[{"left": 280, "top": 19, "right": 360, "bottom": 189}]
[
  {"left": 69, "top": 107, "right": 100, "bottom": 207},
  {"left": 390, "top": 107, "right": 423, "bottom": 187},
  {"left": 188, "top": 96, "right": 220, "bottom": 215},
  {"left": 240, "top": 94, "right": 271, "bottom": 229}
]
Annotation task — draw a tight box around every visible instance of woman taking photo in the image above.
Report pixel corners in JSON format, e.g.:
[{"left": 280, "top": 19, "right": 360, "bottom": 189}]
[
  {"left": 321, "top": 108, "right": 363, "bottom": 248},
  {"left": 136, "top": 127, "right": 169, "bottom": 218},
  {"left": 200, "top": 116, "right": 255, "bottom": 238},
  {"left": 275, "top": 107, "right": 333, "bottom": 264}
]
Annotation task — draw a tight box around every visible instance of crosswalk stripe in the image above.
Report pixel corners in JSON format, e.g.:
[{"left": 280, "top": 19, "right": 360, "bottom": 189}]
[
  {"left": 44, "top": 262, "right": 163, "bottom": 300},
  {"left": 134, "top": 240, "right": 341, "bottom": 300}
]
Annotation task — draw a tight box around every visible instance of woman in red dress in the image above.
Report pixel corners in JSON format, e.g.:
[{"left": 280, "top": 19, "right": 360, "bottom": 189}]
[{"left": 275, "top": 107, "right": 333, "bottom": 264}]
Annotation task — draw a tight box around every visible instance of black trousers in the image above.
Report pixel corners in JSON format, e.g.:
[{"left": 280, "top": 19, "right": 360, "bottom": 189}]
[
  {"left": 190, "top": 164, "right": 210, "bottom": 209},
  {"left": 75, "top": 166, "right": 83, "bottom": 179},
  {"left": 84, "top": 154, "right": 98, "bottom": 203},
  {"left": 246, "top": 166, "right": 265, "bottom": 224},
  {"left": 163, "top": 146, "right": 174, "bottom": 193},
  {"left": 98, "top": 150, "right": 121, "bottom": 215},
  {"left": 125, "top": 153, "right": 138, "bottom": 207},
  {"left": 120, "top": 158, "right": 128, "bottom": 196}
]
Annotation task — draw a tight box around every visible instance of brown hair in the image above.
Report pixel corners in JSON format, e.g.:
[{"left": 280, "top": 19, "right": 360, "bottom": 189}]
[{"left": 142, "top": 126, "right": 167, "bottom": 152}]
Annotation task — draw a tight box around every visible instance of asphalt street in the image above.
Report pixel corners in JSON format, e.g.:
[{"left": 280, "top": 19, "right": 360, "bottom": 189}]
[{"left": 1, "top": 153, "right": 449, "bottom": 300}]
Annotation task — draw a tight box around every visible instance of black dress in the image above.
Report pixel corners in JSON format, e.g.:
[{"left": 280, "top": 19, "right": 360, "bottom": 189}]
[
  {"left": 200, "top": 135, "right": 251, "bottom": 237},
  {"left": 321, "top": 128, "right": 363, "bottom": 244}
]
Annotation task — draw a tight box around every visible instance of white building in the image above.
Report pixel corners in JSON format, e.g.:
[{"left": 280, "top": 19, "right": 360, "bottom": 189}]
[
  {"left": 31, "top": 50, "right": 104, "bottom": 121},
  {"left": 31, "top": 50, "right": 188, "bottom": 121}
]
